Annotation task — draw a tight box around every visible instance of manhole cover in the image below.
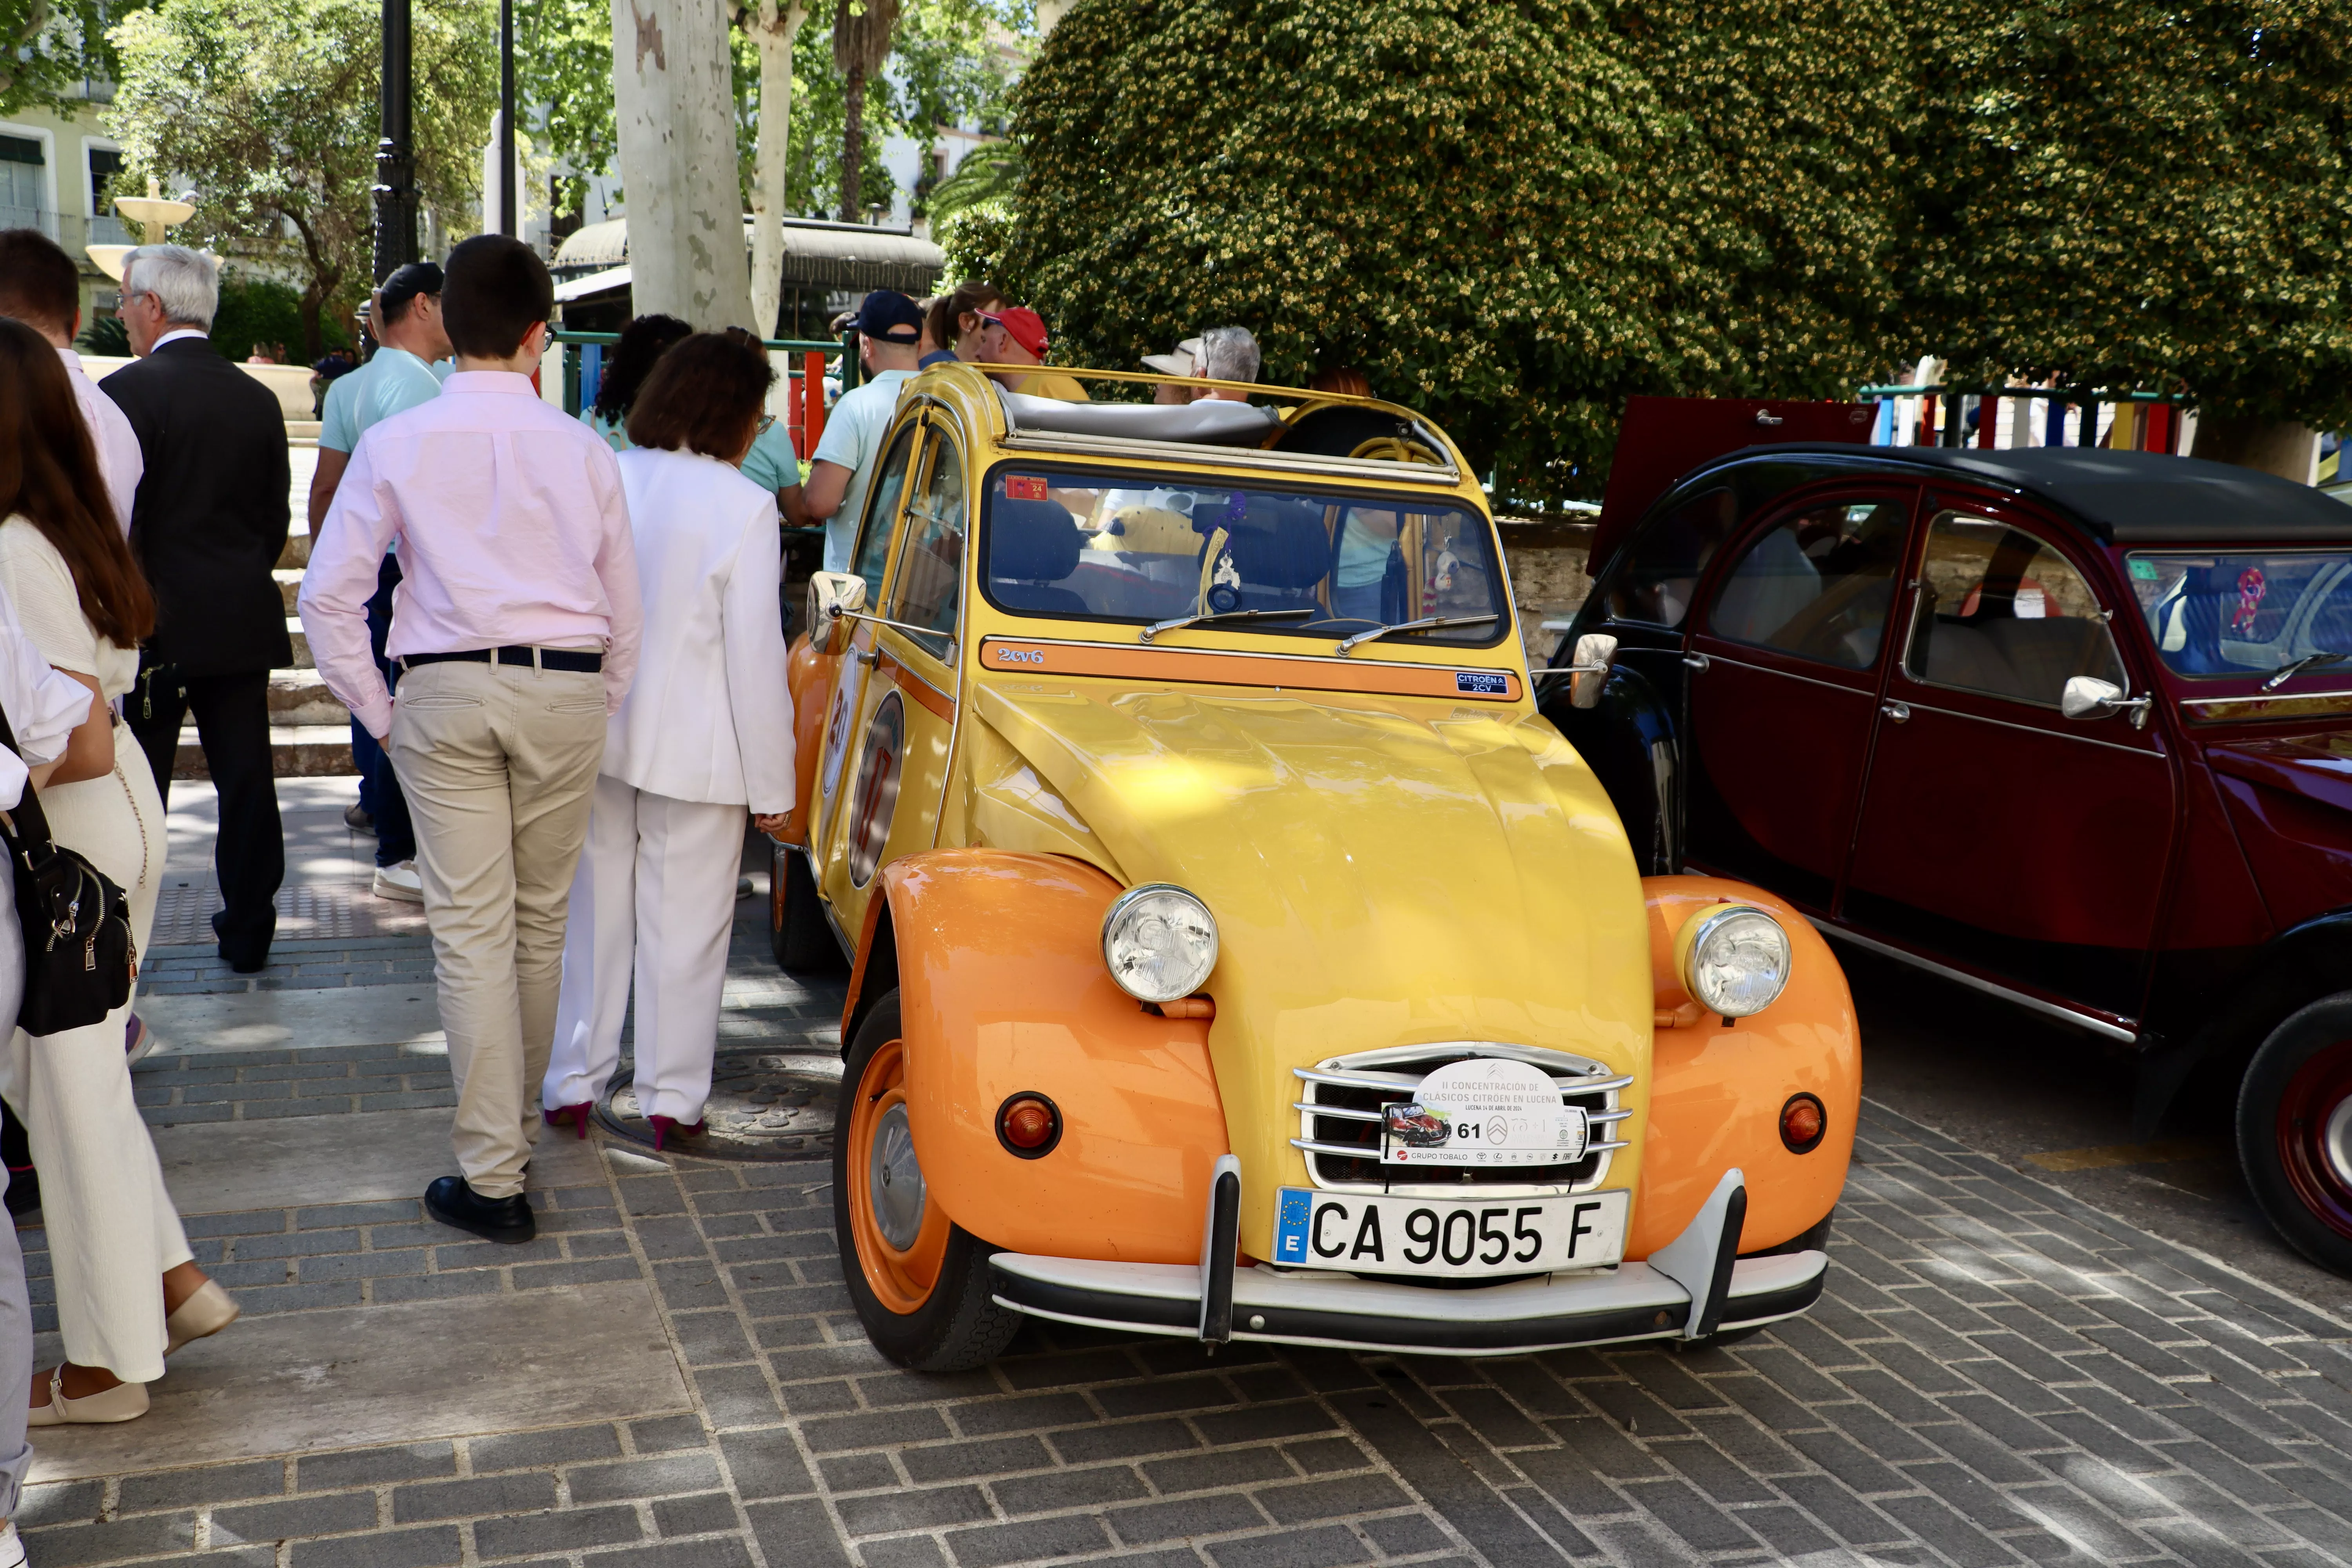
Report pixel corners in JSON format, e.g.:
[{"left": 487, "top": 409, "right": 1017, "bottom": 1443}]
[{"left": 595, "top": 1047, "right": 841, "bottom": 1162}]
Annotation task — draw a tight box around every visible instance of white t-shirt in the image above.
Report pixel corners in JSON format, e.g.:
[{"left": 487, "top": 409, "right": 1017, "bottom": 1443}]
[{"left": 811, "top": 369, "right": 915, "bottom": 573}]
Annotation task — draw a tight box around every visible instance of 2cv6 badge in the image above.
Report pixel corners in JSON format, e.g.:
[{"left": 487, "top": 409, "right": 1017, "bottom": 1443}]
[{"left": 769, "top": 361, "right": 1859, "bottom": 1366}]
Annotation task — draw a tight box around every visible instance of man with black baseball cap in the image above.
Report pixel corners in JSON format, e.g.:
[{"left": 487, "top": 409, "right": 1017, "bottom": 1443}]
[
  {"left": 780, "top": 288, "right": 924, "bottom": 573},
  {"left": 309, "top": 258, "right": 450, "bottom": 903}
]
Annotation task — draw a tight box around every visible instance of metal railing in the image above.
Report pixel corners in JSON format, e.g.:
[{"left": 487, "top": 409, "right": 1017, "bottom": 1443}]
[
  {"left": 552, "top": 328, "right": 857, "bottom": 466},
  {"left": 1859, "top": 383, "right": 2192, "bottom": 454}
]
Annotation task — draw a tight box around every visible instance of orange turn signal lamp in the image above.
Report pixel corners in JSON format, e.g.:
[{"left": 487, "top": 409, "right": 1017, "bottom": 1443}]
[
  {"left": 1780, "top": 1093, "right": 1826, "bottom": 1154},
  {"left": 996, "top": 1092, "right": 1062, "bottom": 1159}
]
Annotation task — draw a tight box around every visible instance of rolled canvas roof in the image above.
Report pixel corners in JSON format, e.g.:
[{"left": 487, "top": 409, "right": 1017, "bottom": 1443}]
[{"left": 553, "top": 216, "right": 946, "bottom": 294}]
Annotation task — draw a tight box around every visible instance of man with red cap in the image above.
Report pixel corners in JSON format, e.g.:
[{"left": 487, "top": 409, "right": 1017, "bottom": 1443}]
[{"left": 974, "top": 306, "right": 1089, "bottom": 402}]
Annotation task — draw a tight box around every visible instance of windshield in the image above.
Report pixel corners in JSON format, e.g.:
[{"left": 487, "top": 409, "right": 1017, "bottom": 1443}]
[
  {"left": 2127, "top": 552, "right": 2352, "bottom": 678},
  {"left": 981, "top": 468, "right": 1506, "bottom": 648}
]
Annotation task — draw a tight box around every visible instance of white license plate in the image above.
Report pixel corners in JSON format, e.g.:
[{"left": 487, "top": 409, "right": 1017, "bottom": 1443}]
[{"left": 1269, "top": 1187, "right": 1630, "bottom": 1278}]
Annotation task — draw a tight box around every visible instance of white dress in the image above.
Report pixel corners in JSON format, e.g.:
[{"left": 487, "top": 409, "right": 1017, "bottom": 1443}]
[
  {"left": 0, "top": 517, "right": 188, "bottom": 1383},
  {"left": 545, "top": 449, "right": 795, "bottom": 1125}
]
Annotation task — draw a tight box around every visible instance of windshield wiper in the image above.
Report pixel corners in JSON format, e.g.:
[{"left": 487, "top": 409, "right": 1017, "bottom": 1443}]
[
  {"left": 1138, "top": 608, "right": 1313, "bottom": 644},
  {"left": 1334, "top": 614, "right": 1499, "bottom": 657},
  {"left": 2261, "top": 651, "right": 2352, "bottom": 692}
]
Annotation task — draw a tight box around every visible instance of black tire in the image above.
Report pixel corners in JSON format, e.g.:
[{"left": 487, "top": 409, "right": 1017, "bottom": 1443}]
[
  {"left": 771, "top": 842, "right": 844, "bottom": 973},
  {"left": 834, "top": 991, "right": 1023, "bottom": 1370},
  {"left": 2236, "top": 994, "right": 2352, "bottom": 1277},
  {"left": 1744, "top": 1208, "right": 1834, "bottom": 1259}
]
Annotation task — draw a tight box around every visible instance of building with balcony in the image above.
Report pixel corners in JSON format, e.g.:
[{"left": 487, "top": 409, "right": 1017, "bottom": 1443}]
[{"left": 0, "top": 95, "right": 129, "bottom": 331}]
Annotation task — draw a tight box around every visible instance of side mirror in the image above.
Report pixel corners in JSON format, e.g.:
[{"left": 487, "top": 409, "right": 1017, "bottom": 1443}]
[
  {"left": 2060, "top": 675, "right": 2120, "bottom": 719},
  {"left": 1568, "top": 632, "right": 1618, "bottom": 710},
  {"left": 808, "top": 572, "right": 867, "bottom": 656},
  {"left": 2061, "top": 675, "right": 2152, "bottom": 727}
]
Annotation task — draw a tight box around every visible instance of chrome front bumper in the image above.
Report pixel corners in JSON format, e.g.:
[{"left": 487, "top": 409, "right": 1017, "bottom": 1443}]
[
  {"left": 987, "top": 1249, "right": 1828, "bottom": 1356},
  {"left": 988, "top": 1166, "right": 1827, "bottom": 1356}
]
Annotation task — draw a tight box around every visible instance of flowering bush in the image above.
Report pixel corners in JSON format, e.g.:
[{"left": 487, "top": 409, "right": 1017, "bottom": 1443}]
[
  {"left": 1902, "top": 5, "right": 2352, "bottom": 428},
  {"left": 1000, "top": 0, "right": 1904, "bottom": 503}
]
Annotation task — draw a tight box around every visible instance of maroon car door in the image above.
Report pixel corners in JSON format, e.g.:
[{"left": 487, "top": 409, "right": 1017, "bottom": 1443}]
[
  {"left": 1840, "top": 495, "right": 2178, "bottom": 1026},
  {"left": 1683, "top": 486, "right": 1919, "bottom": 912}
]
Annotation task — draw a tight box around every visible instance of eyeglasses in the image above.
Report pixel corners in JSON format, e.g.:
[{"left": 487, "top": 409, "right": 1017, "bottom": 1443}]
[{"left": 755, "top": 414, "right": 777, "bottom": 435}]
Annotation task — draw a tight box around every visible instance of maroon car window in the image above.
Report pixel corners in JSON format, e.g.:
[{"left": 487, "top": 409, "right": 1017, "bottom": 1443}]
[
  {"left": 1707, "top": 497, "right": 1908, "bottom": 670},
  {"left": 1905, "top": 513, "right": 2125, "bottom": 707},
  {"left": 1602, "top": 487, "right": 1735, "bottom": 628},
  {"left": 2128, "top": 551, "right": 2352, "bottom": 679}
]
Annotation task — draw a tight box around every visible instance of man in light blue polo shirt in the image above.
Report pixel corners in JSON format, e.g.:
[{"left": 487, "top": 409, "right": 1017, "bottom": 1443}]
[
  {"left": 780, "top": 290, "right": 924, "bottom": 573},
  {"left": 307, "top": 261, "right": 450, "bottom": 903}
]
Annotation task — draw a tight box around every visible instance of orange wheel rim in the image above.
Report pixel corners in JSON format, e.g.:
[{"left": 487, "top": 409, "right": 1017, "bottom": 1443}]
[{"left": 846, "top": 1038, "right": 949, "bottom": 1314}]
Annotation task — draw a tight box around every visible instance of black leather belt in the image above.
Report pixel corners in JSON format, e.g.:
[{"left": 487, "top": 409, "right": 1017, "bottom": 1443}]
[{"left": 403, "top": 646, "right": 604, "bottom": 673}]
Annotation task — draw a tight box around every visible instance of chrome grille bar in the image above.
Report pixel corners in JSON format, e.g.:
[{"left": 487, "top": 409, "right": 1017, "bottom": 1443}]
[{"left": 1291, "top": 1101, "right": 1383, "bottom": 1122}]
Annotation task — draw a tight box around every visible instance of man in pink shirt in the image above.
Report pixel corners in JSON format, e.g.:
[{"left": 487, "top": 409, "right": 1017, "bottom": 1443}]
[
  {"left": 301, "top": 236, "right": 641, "bottom": 1245},
  {"left": 0, "top": 229, "right": 141, "bottom": 535}
]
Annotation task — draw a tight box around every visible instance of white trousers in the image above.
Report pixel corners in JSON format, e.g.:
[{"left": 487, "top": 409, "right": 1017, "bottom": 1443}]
[
  {"left": 545, "top": 777, "right": 744, "bottom": 1125},
  {"left": 0, "top": 728, "right": 189, "bottom": 1383}
]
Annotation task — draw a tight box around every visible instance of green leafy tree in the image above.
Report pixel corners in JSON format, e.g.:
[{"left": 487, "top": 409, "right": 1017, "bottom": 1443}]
[
  {"left": 0, "top": 0, "right": 145, "bottom": 114},
  {"left": 1900, "top": 2, "right": 2352, "bottom": 464},
  {"left": 1002, "top": 0, "right": 1904, "bottom": 503},
  {"left": 521, "top": 0, "right": 617, "bottom": 217},
  {"left": 106, "top": 0, "right": 497, "bottom": 356}
]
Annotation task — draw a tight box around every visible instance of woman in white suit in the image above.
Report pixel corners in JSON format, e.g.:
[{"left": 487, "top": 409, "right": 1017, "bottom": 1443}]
[{"left": 544, "top": 330, "right": 796, "bottom": 1148}]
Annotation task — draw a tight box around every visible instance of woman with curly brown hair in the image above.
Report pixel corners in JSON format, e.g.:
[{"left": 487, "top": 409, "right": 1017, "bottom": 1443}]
[{"left": 0, "top": 317, "right": 235, "bottom": 1427}]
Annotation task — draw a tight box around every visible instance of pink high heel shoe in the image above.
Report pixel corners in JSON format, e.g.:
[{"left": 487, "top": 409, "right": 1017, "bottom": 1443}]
[
  {"left": 647, "top": 1115, "right": 706, "bottom": 1151},
  {"left": 544, "top": 1103, "right": 594, "bottom": 1140}
]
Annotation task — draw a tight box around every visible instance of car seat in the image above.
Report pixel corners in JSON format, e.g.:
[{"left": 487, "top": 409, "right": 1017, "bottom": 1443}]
[
  {"left": 1204, "top": 494, "right": 1331, "bottom": 612},
  {"left": 990, "top": 499, "right": 1090, "bottom": 615}
]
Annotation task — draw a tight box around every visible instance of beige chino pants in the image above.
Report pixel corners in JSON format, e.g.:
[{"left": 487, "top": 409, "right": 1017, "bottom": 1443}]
[{"left": 389, "top": 658, "right": 606, "bottom": 1198}]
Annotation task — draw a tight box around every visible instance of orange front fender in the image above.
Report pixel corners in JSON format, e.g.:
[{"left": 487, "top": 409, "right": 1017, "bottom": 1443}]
[
  {"left": 1627, "top": 877, "right": 1858, "bottom": 1257},
  {"left": 782, "top": 633, "right": 839, "bottom": 846},
  {"left": 877, "top": 849, "right": 1230, "bottom": 1263}
]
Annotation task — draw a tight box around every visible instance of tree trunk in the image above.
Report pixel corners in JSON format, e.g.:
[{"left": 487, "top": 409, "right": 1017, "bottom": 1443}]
[
  {"left": 2190, "top": 414, "right": 2322, "bottom": 484},
  {"left": 840, "top": 64, "right": 866, "bottom": 222},
  {"left": 612, "top": 0, "right": 755, "bottom": 330},
  {"left": 299, "top": 292, "right": 323, "bottom": 361},
  {"left": 748, "top": 0, "right": 808, "bottom": 339}
]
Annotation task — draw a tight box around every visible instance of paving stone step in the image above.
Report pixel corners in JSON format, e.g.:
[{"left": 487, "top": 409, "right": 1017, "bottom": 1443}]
[
  {"left": 275, "top": 568, "right": 303, "bottom": 617},
  {"left": 172, "top": 724, "right": 352, "bottom": 781},
  {"left": 278, "top": 532, "right": 311, "bottom": 572}
]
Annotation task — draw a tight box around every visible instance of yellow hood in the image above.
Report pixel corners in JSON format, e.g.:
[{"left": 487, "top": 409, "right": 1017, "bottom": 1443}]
[{"left": 971, "top": 680, "right": 1652, "bottom": 1256}]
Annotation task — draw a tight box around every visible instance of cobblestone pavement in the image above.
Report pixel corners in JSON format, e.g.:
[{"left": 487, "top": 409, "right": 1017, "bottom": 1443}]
[{"left": 28, "top": 948, "right": 2352, "bottom": 1565}]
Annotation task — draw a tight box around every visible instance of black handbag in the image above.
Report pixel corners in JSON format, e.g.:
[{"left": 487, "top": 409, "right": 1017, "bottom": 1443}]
[{"left": 0, "top": 701, "right": 134, "bottom": 1036}]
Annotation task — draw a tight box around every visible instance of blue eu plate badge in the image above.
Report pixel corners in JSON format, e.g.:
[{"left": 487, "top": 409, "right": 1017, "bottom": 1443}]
[{"left": 1274, "top": 1189, "right": 1312, "bottom": 1263}]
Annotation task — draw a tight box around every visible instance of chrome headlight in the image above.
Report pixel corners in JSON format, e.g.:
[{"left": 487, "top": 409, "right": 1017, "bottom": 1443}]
[
  {"left": 1679, "top": 905, "right": 1791, "bottom": 1019},
  {"left": 1102, "top": 884, "right": 1218, "bottom": 1004}
]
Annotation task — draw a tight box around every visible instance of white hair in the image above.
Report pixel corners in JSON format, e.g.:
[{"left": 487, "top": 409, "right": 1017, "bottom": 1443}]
[
  {"left": 122, "top": 245, "right": 219, "bottom": 330},
  {"left": 1200, "top": 325, "right": 1261, "bottom": 383}
]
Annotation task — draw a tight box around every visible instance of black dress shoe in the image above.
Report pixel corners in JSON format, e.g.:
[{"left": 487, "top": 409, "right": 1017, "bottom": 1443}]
[{"left": 424, "top": 1176, "right": 536, "bottom": 1244}]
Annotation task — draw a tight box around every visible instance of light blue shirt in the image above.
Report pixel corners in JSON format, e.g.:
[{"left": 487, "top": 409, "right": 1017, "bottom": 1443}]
[
  {"left": 739, "top": 421, "right": 800, "bottom": 497},
  {"left": 581, "top": 407, "right": 630, "bottom": 452},
  {"left": 811, "top": 369, "right": 915, "bottom": 572},
  {"left": 319, "top": 347, "right": 445, "bottom": 454}
]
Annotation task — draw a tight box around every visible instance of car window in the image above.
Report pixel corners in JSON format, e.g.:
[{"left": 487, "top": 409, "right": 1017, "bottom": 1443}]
[
  {"left": 888, "top": 429, "right": 965, "bottom": 661},
  {"left": 2127, "top": 551, "right": 2352, "bottom": 678},
  {"left": 980, "top": 469, "right": 1506, "bottom": 647},
  {"left": 1707, "top": 497, "right": 1909, "bottom": 670},
  {"left": 1603, "top": 487, "right": 1735, "bottom": 629},
  {"left": 1907, "top": 513, "right": 2125, "bottom": 706},
  {"left": 849, "top": 424, "right": 921, "bottom": 608}
]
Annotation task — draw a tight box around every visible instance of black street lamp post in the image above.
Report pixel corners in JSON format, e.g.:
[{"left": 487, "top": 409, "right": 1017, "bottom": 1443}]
[
  {"left": 370, "top": 0, "right": 417, "bottom": 282},
  {"left": 498, "top": 0, "right": 516, "bottom": 236}
]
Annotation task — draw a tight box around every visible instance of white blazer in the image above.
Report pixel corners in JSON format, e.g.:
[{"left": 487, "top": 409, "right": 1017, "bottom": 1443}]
[{"left": 601, "top": 448, "right": 795, "bottom": 811}]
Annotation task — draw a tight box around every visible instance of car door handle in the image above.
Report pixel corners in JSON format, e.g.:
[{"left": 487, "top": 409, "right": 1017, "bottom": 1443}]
[
  {"left": 1881, "top": 701, "right": 1910, "bottom": 723},
  {"left": 1682, "top": 653, "right": 1709, "bottom": 672}
]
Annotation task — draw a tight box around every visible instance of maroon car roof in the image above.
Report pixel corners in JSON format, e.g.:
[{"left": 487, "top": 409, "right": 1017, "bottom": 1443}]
[{"left": 1685, "top": 443, "right": 2352, "bottom": 544}]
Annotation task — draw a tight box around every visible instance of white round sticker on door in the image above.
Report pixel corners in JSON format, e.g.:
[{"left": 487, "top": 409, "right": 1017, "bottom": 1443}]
[{"left": 1381, "top": 1058, "right": 1586, "bottom": 1167}]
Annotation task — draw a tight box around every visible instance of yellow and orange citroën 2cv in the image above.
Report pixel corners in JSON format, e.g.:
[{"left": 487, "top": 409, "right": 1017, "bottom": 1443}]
[{"left": 771, "top": 360, "right": 1858, "bottom": 1370}]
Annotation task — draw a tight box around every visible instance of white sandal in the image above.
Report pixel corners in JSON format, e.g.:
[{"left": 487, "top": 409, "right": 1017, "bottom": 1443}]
[{"left": 27, "top": 1365, "right": 147, "bottom": 1426}]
